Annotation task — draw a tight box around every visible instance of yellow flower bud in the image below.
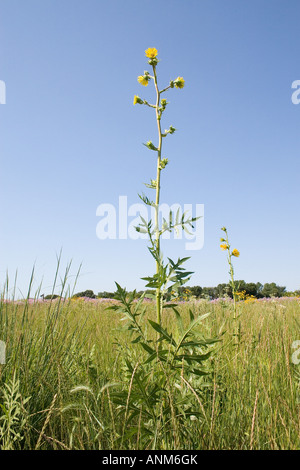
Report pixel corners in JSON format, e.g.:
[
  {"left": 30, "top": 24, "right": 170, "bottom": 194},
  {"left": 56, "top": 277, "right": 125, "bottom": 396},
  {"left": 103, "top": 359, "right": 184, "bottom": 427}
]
[{"left": 174, "top": 77, "right": 185, "bottom": 89}]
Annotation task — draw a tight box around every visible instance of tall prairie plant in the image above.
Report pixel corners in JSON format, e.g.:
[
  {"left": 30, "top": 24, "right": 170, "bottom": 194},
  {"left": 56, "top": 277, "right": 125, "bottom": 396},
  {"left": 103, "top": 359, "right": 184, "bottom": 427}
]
[
  {"left": 108, "top": 48, "right": 220, "bottom": 449},
  {"left": 134, "top": 47, "right": 194, "bottom": 327},
  {"left": 220, "top": 227, "right": 241, "bottom": 345}
]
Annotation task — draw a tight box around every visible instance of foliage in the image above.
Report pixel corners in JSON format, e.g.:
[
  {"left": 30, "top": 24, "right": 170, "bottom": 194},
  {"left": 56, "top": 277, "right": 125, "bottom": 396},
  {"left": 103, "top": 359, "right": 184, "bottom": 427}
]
[
  {"left": 44, "top": 294, "right": 60, "bottom": 300},
  {"left": 260, "top": 282, "right": 286, "bottom": 298},
  {"left": 73, "top": 290, "right": 96, "bottom": 299},
  {"left": 182, "top": 281, "right": 287, "bottom": 300},
  {"left": 107, "top": 284, "right": 220, "bottom": 449},
  {"left": 0, "top": 373, "right": 31, "bottom": 450},
  {"left": 0, "top": 281, "right": 299, "bottom": 449},
  {"left": 95, "top": 281, "right": 290, "bottom": 302},
  {"left": 97, "top": 291, "right": 116, "bottom": 299}
]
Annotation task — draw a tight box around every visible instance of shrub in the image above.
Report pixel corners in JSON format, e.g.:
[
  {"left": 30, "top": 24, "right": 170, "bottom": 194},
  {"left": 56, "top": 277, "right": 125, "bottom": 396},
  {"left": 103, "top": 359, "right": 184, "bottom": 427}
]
[{"left": 73, "top": 290, "right": 96, "bottom": 299}]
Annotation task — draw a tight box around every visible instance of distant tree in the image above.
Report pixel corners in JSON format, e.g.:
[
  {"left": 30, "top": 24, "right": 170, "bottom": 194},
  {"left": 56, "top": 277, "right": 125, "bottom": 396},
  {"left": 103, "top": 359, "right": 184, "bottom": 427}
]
[
  {"left": 201, "top": 287, "right": 218, "bottom": 300},
  {"left": 127, "top": 290, "right": 146, "bottom": 299},
  {"left": 44, "top": 294, "right": 60, "bottom": 300},
  {"left": 235, "top": 281, "right": 261, "bottom": 298},
  {"left": 144, "top": 289, "right": 155, "bottom": 299},
  {"left": 73, "top": 290, "right": 96, "bottom": 299},
  {"left": 135, "top": 291, "right": 145, "bottom": 298},
  {"left": 244, "top": 282, "right": 261, "bottom": 297},
  {"left": 255, "top": 282, "right": 263, "bottom": 298},
  {"left": 189, "top": 286, "right": 203, "bottom": 298},
  {"left": 98, "top": 282, "right": 289, "bottom": 301},
  {"left": 261, "top": 283, "right": 286, "bottom": 298},
  {"left": 97, "top": 291, "right": 115, "bottom": 299},
  {"left": 200, "top": 281, "right": 265, "bottom": 300},
  {"left": 216, "top": 283, "right": 231, "bottom": 298}
]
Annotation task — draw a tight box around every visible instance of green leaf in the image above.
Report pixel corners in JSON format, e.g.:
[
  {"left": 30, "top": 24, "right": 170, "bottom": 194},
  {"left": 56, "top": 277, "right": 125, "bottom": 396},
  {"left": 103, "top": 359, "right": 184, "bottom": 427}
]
[
  {"left": 189, "top": 309, "right": 195, "bottom": 322},
  {"left": 172, "top": 312, "right": 211, "bottom": 360},
  {"left": 144, "top": 351, "right": 158, "bottom": 364},
  {"left": 179, "top": 338, "right": 220, "bottom": 348},
  {"left": 136, "top": 226, "right": 148, "bottom": 233},
  {"left": 190, "top": 369, "right": 210, "bottom": 377},
  {"left": 182, "top": 225, "right": 193, "bottom": 235},
  {"left": 138, "top": 193, "right": 155, "bottom": 207},
  {"left": 131, "top": 335, "right": 142, "bottom": 344},
  {"left": 144, "top": 349, "right": 169, "bottom": 364},
  {"left": 140, "top": 342, "right": 155, "bottom": 355},
  {"left": 148, "top": 320, "right": 177, "bottom": 347},
  {"left": 172, "top": 307, "right": 184, "bottom": 335},
  {"left": 174, "top": 352, "right": 212, "bottom": 363}
]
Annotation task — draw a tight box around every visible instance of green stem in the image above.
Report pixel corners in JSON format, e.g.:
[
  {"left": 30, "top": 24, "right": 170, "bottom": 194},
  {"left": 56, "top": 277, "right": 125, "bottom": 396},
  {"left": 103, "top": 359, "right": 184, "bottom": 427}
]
[
  {"left": 227, "top": 237, "right": 238, "bottom": 345},
  {"left": 228, "top": 254, "right": 237, "bottom": 317},
  {"left": 160, "top": 85, "right": 171, "bottom": 94},
  {"left": 153, "top": 65, "right": 162, "bottom": 327}
]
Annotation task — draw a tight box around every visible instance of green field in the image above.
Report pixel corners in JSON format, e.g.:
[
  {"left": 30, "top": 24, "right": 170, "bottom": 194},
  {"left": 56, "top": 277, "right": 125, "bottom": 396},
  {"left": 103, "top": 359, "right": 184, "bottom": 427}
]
[{"left": 0, "top": 293, "right": 299, "bottom": 450}]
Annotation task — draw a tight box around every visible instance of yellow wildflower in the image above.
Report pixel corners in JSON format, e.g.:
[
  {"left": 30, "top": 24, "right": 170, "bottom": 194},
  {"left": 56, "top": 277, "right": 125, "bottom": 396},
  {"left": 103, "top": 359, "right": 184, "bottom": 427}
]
[
  {"left": 232, "top": 249, "right": 240, "bottom": 257},
  {"left": 137, "top": 75, "right": 149, "bottom": 86},
  {"left": 133, "top": 95, "right": 143, "bottom": 105},
  {"left": 145, "top": 47, "right": 158, "bottom": 58},
  {"left": 220, "top": 244, "right": 228, "bottom": 251},
  {"left": 174, "top": 77, "right": 185, "bottom": 89}
]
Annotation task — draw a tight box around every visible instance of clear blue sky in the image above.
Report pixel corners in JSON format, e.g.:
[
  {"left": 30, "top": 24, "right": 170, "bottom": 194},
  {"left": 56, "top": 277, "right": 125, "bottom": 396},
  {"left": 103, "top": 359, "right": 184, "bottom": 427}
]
[{"left": 1, "top": 0, "right": 299, "bottom": 298}]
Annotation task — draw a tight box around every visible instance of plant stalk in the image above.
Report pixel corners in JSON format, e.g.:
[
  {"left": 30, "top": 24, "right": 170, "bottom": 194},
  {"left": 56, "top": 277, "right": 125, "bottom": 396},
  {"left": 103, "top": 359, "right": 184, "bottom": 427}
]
[{"left": 153, "top": 64, "right": 163, "bottom": 327}]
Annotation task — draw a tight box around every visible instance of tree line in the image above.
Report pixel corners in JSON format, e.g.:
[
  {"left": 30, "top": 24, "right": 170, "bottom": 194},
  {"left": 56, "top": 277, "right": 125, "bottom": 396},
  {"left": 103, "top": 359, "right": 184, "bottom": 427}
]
[{"left": 64, "top": 281, "right": 298, "bottom": 301}]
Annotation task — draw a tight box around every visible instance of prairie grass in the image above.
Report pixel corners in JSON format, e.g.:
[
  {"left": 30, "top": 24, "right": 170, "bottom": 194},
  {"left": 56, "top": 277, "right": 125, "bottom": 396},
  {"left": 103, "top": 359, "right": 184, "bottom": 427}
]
[{"left": 0, "top": 273, "right": 299, "bottom": 450}]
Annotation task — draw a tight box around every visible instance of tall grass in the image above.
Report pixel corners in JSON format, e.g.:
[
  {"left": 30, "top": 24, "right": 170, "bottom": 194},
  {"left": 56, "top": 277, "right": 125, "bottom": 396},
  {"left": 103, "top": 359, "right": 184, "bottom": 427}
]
[{"left": 0, "top": 266, "right": 299, "bottom": 449}]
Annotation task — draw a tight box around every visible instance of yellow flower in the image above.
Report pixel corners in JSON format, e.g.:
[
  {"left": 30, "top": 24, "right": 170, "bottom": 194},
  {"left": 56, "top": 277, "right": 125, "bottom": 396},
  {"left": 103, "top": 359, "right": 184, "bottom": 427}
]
[
  {"left": 232, "top": 249, "right": 240, "bottom": 257},
  {"left": 133, "top": 95, "right": 143, "bottom": 105},
  {"left": 174, "top": 77, "right": 185, "bottom": 89},
  {"left": 137, "top": 75, "right": 149, "bottom": 86},
  {"left": 220, "top": 244, "right": 228, "bottom": 251},
  {"left": 145, "top": 47, "right": 158, "bottom": 58}
]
